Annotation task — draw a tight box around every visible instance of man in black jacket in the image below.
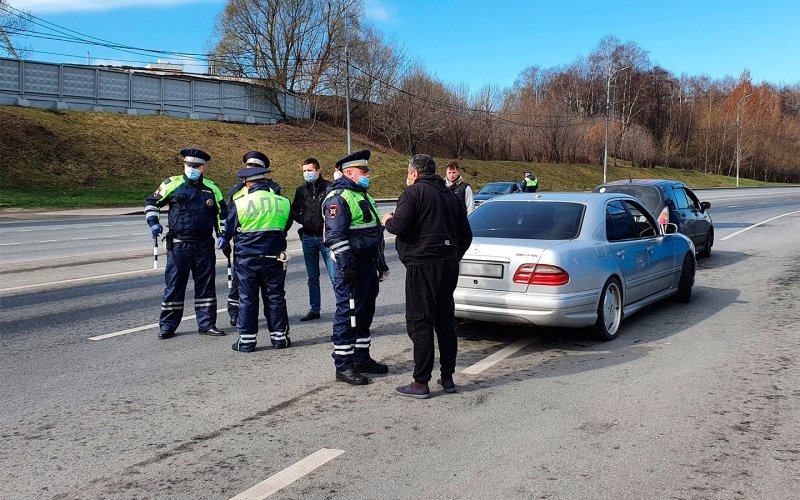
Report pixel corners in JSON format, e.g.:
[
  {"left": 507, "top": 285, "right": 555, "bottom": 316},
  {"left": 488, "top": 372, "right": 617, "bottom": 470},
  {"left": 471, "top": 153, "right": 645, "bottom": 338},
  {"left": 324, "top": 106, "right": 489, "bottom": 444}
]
[
  {"left": 382, "top": 154, "right": 473, "bottom": 399},
  {"left": 291, "top": 158, "right": 335, "bottom": 321}
]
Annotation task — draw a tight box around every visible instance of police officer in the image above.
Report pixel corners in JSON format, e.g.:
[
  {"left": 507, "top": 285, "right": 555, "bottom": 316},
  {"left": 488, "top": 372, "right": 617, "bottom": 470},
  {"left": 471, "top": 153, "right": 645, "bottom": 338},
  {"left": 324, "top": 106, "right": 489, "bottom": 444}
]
[
  {"left": 218, "top": 160, "right": 293, "bottom": 352},
  {"left": 225, "top": 152, "right": 282, "bottom": 327},
  {"left": 323, "top": 150, "right": 389, "bottom": 385},
  {"left": 145, "top": 147, "right": 226, "bottom": 339},
  {"left": 521, "top": 170, "right": 539, "bottom": 192}
]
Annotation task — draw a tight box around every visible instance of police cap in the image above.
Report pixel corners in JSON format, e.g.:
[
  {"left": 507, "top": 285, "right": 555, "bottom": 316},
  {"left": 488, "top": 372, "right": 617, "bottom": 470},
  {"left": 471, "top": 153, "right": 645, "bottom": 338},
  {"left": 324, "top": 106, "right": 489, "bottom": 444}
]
[
  {"left": 237, "top": 167, "right": 270, "bottom": 182},
  {"left": 335, "top": 149, "right": 371, "bottom": 171},
  {"left": 180, "top": 147, "right": 211, "bottom": 165},
  {"left": 242, "top": 151, "right": 271, "bottom": 172}
]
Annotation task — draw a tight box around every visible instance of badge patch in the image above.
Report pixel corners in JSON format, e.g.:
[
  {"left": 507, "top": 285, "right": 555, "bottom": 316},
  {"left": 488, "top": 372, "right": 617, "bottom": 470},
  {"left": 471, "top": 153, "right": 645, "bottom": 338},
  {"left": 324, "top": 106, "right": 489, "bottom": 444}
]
[
  {"left": 328, "top": 204, "right": 339, "bottom": 219},
  {"left": 206, "top": 199, "right": 214, "bottom": 206}
]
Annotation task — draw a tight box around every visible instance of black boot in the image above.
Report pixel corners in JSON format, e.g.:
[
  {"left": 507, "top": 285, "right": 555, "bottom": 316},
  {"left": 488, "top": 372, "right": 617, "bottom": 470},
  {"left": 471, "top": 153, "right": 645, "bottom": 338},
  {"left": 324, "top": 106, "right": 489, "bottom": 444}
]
[
  {"left": 335, "top": 368, "right": 368, "bottom": 385},
  {"left": 354, "top": 357, "right": 388, "bottom": 374}
]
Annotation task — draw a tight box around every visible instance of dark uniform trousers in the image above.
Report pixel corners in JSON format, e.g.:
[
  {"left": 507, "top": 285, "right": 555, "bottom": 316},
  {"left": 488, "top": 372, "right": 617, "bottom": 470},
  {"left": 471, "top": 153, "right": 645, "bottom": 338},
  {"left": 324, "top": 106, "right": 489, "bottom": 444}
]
[
  {"left": 161, "top": 240, "right": 218, "bottom": 332},
  {"left": 228, "top": 253, "right": 277, "bottom": 331},
  {"left": 405, "top": 257, "right": 460, "bottom": 383},
  {"left": 236, "top": 255, "right": 288, "bottom": 346},
  {"left": 332, "top": 258, "right": 379, "bottom": 371}
]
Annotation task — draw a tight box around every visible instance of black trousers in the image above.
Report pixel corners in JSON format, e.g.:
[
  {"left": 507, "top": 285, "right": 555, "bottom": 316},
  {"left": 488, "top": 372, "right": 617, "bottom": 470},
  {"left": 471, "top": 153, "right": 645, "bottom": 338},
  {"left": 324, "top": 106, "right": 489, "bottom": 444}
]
[{"left": 404, "top": 257, "right": 459, "bottom": 383}]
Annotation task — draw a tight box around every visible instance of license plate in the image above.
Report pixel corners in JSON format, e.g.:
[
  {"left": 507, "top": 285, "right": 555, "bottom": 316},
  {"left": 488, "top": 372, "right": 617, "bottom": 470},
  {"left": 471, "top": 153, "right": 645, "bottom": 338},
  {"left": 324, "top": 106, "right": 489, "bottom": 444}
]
[{"left": 459, "top": 261, "right": 504, "bottom": 279}]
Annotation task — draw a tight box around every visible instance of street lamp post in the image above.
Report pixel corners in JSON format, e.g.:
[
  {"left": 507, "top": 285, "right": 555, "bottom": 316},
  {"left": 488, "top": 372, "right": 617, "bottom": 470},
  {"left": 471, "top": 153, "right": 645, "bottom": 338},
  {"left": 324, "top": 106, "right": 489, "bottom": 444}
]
[
  {"left": 735, "top": 93, "right": 752, "bottom": 188},
  {"left": 603, "top": 65, "right": 629, "bottom": 183}
]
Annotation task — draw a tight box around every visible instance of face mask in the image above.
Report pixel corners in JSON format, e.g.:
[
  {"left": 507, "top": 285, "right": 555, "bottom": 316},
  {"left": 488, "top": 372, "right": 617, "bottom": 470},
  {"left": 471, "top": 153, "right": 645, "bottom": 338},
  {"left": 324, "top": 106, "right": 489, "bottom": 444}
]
[
  {"left": 303, "top": 171, "right": 319, "bottom": 183},
  {"left": 184, "top": 165, "right": 202, "bottom": 180},
  {"left": 357, "top": 176, "right": 370, "bottom": 189}
]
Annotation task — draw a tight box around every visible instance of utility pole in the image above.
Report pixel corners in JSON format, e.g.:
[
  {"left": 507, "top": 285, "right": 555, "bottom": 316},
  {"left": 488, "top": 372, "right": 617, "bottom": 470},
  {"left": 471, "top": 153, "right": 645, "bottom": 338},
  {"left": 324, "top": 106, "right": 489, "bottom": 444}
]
[
  {"left": 735, "top": 93, "right": 752, "bottom": 188},
  {"left": 603, "top": 65, "right": 629, "bottom": 183},
  {"left": 343, "top": 12, "right": 352, "bottom": 154}
]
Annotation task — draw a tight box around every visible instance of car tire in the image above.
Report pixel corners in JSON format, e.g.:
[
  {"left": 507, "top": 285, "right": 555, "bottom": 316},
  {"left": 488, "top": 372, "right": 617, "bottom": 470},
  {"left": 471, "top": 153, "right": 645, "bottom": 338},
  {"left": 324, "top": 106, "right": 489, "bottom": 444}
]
[
  {"left": 674, "top": 253, "right": 694, "bottom": 303},
  {"left": 592, "top": 278, "right": 623, "bottom": 341},
  {"left": 698, "top": 227, "right": 713, "bottom": 258}
]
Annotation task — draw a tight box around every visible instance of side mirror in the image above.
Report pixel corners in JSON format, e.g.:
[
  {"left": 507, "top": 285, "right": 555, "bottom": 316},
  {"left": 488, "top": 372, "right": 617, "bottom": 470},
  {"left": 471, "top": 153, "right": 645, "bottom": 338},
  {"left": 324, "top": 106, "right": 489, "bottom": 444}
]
[
  {"left": 700, "top": 201, "right": 711, "bottom": 212},
  {"left": 662, "top": 222, "right": 679, "bottom": 234}
]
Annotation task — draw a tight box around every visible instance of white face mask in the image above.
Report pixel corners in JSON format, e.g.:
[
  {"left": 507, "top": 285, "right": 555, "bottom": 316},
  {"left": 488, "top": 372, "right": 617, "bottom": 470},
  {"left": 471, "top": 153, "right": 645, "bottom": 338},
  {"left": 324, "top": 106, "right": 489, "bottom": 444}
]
[{"left": 184, "top": 165, "right": 202, "bottom": 180}]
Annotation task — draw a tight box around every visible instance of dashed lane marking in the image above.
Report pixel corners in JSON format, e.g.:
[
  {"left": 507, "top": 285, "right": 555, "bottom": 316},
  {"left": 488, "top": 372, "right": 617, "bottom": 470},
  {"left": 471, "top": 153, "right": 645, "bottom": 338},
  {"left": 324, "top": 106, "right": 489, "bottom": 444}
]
[
  {"left": 720, "top": 209, "right": 800, "bottom": 241},
  {"left": 460, "top": 336, "right": 540, "bottom": 375},
  {"left": 87, "top": 308, "right": 226, "bottom": 340},
  {"left": 229, "top": 448, "right": 344, "bottom": 500}
]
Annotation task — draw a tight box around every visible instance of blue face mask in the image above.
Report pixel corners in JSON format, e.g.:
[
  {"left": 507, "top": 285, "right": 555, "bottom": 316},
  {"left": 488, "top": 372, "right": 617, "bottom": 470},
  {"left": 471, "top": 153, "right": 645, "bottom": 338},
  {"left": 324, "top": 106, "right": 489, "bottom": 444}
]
[
  {"left": 357, "top": 176, "right": 370, "bottom": 189},
  {"left": 184, "top": 165, "right": 202, "bottom": 181},
  {"left": 303, "top": 171, "right": 318, "bottom": 183}
]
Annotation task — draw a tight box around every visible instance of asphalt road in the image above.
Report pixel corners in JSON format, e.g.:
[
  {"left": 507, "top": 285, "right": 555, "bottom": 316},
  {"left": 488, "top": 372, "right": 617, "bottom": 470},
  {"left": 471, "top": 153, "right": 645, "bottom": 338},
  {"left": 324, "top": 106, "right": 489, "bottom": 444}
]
[{"left": 1, "top": 188, "right": 799, "bottom": 499}]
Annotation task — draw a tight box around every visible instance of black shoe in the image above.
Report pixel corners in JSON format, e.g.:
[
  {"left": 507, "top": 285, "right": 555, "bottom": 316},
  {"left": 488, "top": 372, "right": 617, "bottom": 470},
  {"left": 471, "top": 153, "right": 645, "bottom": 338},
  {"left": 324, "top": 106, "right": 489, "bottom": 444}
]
[
  {"left": 231, "top": 341, "right": 255, "bottom": 353},
  {"left": 354, "top": 358, "right": 389, "bottom": 374},
  {"left": 335, "top": 368, "right": 368, "bottom": 385},
  {"left": 229, "top": 317, "right": 237, "bottom": 327},
  {"left": 158, "top": 329, "right": 174, "bottom": 340},
  {"left": 273, "top": 337, "right": 292, "bottom": 349},
  {"left": 199, "top": 327, "right": 226, "bottom": 336},
  {"left": 299, "top": 311, "right": 321, "bottom": 322},
  {"left": 437, "top": 378, "right": 457, "bottom": 394}
]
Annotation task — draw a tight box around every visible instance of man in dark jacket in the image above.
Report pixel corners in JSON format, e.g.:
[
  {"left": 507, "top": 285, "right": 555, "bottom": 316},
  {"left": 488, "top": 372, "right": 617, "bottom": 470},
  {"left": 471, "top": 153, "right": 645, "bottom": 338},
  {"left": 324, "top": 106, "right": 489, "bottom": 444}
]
[
  {"left": 382, "top": 154, "right": 473, "bottom": 399},
  {"left": 291, "top": 158, "right": 334, "bottom": 322}
]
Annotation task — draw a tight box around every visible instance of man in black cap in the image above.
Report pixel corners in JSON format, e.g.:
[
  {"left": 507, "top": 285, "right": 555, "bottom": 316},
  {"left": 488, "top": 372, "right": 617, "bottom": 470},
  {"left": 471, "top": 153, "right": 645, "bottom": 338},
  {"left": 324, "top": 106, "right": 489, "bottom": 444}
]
[
  {"left": 322, "top": 149, "right": 390, "bottom": 384},
  {"left": 383, "top": 154, "right": 472, "bottom": 398},
  {"left": 217, "top": 159, "right": 294, "bottom": 352},
  {"left": 225, "top": 151, "right": 282, "bottom": 327},
  {"left": 144, "top": 147, "right": 227, "bottom": 339},
  {"left": 291, "top": 157, "right": 334, "bottom": 322}
]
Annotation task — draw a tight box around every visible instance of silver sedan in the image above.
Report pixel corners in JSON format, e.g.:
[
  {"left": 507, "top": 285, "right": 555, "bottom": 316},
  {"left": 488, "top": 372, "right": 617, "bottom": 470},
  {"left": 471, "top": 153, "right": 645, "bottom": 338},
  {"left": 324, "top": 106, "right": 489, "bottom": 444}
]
[{"left": 454, "top": 192, "right": 696, "bottom": 340}]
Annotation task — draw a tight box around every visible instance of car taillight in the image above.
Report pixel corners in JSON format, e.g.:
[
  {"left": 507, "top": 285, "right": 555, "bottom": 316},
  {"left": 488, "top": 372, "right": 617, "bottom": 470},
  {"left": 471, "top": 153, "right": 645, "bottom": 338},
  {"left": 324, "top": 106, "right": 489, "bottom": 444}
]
[
  {"left": 512, "top": 264, "right": 569, "bottom": 285},
  {"left": 658, "top": 207, "right": 669, "bottom": 225}
]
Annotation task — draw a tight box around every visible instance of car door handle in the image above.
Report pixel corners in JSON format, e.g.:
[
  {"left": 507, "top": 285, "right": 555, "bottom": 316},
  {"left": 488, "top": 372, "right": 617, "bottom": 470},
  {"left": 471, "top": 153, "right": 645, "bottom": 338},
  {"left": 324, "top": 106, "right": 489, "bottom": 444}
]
[
  {"left": 616, "top": 250, "right": 625, "bottom": 258},
  {"left": 647, "top": 245, "right": 654, "bottom": 254}
]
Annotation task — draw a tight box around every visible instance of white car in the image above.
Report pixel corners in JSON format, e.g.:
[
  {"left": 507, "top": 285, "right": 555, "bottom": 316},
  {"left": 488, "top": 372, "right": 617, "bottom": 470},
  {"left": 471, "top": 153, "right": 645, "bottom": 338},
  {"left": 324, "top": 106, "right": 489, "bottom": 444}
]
[{"left": 454, "top": 192, "right": 696, "bottom": 340}]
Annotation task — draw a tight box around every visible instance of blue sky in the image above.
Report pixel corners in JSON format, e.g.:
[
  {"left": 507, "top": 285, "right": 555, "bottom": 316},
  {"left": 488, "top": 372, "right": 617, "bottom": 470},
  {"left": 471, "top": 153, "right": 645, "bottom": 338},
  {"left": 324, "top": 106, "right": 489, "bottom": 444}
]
[{"left": 6, "top": 0, "right": 800, "bottom": 89}]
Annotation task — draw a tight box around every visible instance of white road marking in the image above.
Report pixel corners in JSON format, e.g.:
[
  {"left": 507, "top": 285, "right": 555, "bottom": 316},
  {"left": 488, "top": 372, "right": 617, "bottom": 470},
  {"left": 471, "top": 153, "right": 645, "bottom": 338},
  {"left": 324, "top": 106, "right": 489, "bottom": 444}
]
[
  {"left": 36, "top": 239, "right": 58, "bottom": 243},
  {"left": 460, "top": 337, "right": 539, "bottom": 375},
  {"left": 0, "top": 268, "right": 160, "bottom": 293},
  {"left": 88, "top": 308, "right": 227, "bottom": 340},
  {"left": 0, "top": 242, "right": 23, "bottom": 246},
  {"left": 229, "top": 448, "right": 344, "bottom": 500},
  {"left": 720, "top": 209, "right": 800, "bottom": 241}
]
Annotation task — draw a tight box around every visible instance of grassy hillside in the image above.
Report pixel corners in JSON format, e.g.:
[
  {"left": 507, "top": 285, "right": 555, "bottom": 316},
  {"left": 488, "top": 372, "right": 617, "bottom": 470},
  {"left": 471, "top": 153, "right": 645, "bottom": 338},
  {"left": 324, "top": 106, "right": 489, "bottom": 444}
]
[{"left": 0, "top": 106, "right": 777, "bottom": 209}]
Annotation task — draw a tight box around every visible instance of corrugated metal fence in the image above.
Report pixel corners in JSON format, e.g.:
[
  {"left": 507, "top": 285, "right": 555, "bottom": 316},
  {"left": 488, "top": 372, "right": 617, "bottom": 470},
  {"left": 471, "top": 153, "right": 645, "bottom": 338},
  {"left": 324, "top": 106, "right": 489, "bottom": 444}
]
[{"left": 0, "top": 57, "right": 309, "bottom": 124}]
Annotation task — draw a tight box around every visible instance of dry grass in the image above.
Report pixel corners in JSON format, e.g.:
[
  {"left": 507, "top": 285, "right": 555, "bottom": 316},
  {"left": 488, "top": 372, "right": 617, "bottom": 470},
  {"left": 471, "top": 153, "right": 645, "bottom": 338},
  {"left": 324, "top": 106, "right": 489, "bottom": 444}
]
[{"left": 0, "top": 106, "right": 776, "bottom": 208}]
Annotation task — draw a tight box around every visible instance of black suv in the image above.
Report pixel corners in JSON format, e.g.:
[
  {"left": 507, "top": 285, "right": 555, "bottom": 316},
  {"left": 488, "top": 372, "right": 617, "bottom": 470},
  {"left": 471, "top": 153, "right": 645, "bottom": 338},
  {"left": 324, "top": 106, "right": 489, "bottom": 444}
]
[{"left": 593, "top": 179, "right": 714, "bottom": 258}]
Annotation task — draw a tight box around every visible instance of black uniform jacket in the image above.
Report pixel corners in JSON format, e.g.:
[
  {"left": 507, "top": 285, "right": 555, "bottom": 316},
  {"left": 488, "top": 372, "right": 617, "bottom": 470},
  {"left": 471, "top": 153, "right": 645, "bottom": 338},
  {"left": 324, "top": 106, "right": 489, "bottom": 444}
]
[{"left": 384, "top": 175, "right": 473, "bottom": 266}]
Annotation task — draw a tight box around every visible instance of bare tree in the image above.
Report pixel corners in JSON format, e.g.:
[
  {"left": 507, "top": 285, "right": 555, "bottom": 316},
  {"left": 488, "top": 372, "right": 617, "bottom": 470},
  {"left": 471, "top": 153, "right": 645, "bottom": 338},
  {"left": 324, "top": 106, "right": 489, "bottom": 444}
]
[
  {"left": 0, "top": 0, "right": 31, "bottom": 59},
  {"left": 378, "top": 66, "right": 448, "bottom": 154},
  {"left": 209, "top": 0, "right": 360, "bottom": 120}
]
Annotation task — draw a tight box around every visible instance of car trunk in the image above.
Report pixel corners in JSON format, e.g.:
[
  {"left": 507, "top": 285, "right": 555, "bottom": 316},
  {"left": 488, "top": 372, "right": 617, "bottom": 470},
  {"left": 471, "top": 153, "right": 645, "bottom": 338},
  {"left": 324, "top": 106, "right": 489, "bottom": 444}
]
[{"left": 457, "top": 238, "right": 563, "bottom": 293}]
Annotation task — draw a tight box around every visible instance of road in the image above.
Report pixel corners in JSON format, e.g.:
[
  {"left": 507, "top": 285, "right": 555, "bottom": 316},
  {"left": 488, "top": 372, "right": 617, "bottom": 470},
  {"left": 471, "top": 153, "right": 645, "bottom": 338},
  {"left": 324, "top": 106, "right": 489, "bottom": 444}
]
[{"left": 1, "top": 188, "right": 799, "bottom": 499}]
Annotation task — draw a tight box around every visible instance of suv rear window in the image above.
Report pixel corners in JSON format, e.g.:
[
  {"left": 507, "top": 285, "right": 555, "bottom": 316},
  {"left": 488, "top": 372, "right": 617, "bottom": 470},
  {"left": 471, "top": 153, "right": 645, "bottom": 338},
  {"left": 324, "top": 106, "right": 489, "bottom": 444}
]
[
  {"left": 470, "top": 201, "right": 584, "bottom": 239},
  {"left": 594, "top": 185, "right": 663, "bottom": 214}
]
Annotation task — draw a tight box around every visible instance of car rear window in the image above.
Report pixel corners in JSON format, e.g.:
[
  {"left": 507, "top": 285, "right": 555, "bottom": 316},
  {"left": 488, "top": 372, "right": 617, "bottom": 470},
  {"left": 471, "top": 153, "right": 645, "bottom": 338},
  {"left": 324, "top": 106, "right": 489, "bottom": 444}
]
[
  {"left": 595, "top": 185, "right": 663, "bottom": 214},
  {"left": 469, "top": 201, "right": 584, "bottom": 239}
]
